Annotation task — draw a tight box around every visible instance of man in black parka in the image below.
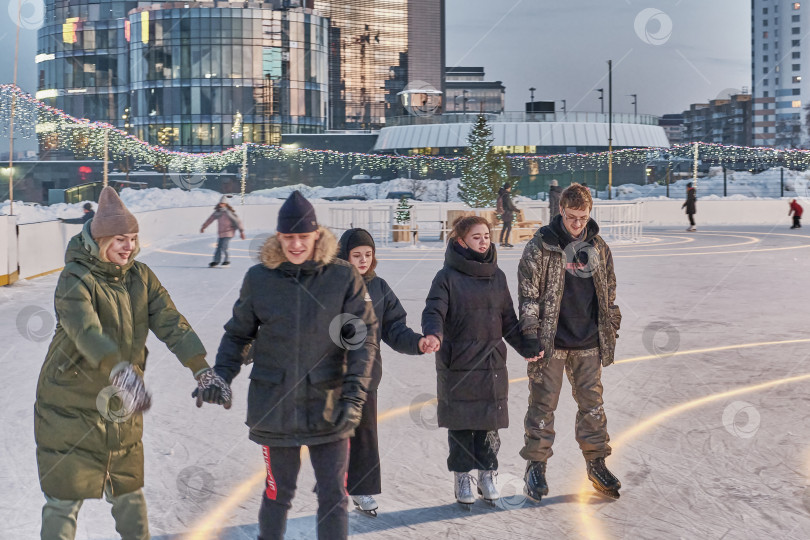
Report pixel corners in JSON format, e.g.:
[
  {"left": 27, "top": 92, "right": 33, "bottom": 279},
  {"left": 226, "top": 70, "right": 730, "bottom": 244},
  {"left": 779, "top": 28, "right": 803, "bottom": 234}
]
[{"left": 208, "top": 191, "right": 378, "bottom": 540}]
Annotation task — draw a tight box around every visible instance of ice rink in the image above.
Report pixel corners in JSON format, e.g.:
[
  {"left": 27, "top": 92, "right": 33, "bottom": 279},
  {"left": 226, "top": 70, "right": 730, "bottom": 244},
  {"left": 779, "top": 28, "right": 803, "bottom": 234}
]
[{"left": 3, "top": 226, "right": 810, "bottom": 540}]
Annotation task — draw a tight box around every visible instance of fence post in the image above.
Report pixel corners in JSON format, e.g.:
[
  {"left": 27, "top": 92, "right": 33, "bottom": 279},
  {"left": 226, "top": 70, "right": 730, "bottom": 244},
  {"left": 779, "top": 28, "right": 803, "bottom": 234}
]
[
  {"left": 781, "top": 167, "right": 784, "bottom": 198},
  {"left": 666, "top": 162, "right": 670, "bottom": 198},
  {"left": 723, "top": 166, "right": 727, "bottom": 197}
]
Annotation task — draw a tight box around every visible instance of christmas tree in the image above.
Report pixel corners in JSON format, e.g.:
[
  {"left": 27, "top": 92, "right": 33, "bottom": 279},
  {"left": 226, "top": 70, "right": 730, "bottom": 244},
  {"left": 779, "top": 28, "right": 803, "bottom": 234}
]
[
  {"left": 395, "top": 195, "right": 412, "bottom": 224},
  {"left": 458, "top": 115, "right": 508, "bottom": 208}
]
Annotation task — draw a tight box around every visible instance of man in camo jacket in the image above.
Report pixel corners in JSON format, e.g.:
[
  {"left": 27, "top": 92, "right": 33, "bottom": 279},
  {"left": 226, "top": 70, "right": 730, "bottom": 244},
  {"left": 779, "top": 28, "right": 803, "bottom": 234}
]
[{"left": 517, "top": 183, "right": 624, "bottom": 500}]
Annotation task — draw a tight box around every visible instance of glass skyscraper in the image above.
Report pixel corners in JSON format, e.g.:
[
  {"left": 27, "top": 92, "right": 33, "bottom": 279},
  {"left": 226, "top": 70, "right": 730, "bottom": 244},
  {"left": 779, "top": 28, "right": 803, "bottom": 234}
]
[{"left": 36, "top": 1, "right": 444, "bottom": 150}]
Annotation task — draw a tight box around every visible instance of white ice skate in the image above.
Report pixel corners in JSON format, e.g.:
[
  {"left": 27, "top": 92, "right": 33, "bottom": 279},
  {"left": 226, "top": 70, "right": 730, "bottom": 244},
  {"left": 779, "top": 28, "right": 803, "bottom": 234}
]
[
  {"left": 687, "top": 226, "right": 696, "bottom": 232},
  {"left": 477, "top": 470, "right": 500, "bottom": 504},
  {"left": 351, "top": 495, "right": 379, "bottom": 517},
  {"left": 454, "top": 472, "right": 476, "bottom": 509}
]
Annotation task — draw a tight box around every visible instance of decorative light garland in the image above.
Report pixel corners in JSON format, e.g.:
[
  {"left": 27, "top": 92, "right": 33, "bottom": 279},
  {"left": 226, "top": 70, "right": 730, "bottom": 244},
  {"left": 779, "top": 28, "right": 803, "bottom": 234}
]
[{"left": 1, "top": 85, "right": 808, "bottom": 177}]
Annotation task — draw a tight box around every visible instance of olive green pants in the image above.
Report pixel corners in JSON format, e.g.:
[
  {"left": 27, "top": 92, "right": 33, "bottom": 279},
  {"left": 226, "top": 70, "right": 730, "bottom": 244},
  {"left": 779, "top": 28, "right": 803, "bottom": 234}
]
[
  {"left": 520, "top": 347, "right": 611, "bottom": 462},
  {"left": 41, "top": 487, "right": 149, "bottom": 540}
]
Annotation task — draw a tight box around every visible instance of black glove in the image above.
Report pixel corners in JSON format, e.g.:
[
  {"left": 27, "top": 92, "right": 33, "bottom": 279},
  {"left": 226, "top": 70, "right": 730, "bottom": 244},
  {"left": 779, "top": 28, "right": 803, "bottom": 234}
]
[
  {"left": 109, "top": 362, "right": 152, "bottom": 414},
  {"left": 520, "top": 335, "right": 541, "bottom": 359},
  {"left": 192, "top": 368, "right": 233, "bottom": 409},
  {"left": 333, "top": 399, "right": 364, "bottom": 432},
  {"left": 333, "top": 382, "right": 365, "bottom": 432}
]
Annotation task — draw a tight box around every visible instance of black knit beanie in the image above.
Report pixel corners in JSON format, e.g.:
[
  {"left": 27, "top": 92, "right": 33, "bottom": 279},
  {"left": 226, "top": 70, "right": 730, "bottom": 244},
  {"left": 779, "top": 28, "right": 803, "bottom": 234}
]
[
  {"left": 344, "top": 228, "right": 375, "bottom": 255},
  {"left": 277, "top": 190, "right": 318, "bottom": 234}
]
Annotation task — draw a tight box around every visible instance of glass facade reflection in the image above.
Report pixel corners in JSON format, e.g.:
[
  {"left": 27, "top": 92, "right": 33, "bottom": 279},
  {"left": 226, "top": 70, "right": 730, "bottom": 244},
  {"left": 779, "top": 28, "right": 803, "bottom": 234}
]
[
  {"left": 128, "top": 7, "right": 328, "bottom": 150},
  {"left": 313, "top": 0, "right": 410, "bottom": 129},
  {"left": 37, "top": 2, "right": 328, "bottom": 151}
]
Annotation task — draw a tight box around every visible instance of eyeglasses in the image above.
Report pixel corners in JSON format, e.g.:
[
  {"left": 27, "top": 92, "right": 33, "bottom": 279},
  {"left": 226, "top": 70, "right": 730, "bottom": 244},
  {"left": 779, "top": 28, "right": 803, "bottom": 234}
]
[{"left": 562, "top": 209, "right": 590, "bottom": 225}]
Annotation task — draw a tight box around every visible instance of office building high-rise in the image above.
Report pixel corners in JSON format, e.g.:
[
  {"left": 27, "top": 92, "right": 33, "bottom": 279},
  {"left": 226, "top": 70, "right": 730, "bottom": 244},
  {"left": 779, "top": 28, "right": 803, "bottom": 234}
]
[
  {"left": 752, "top": 0, "right": 808, "bottom": 148},
  {"left": 37, "top": 1, "right": 328, "bottom": 152},
  {"left": 36, "top": 1, "right": 445, "bottom": 151},
  {"left": 312, "top": 0, "right": 444, "bottom": 130}
]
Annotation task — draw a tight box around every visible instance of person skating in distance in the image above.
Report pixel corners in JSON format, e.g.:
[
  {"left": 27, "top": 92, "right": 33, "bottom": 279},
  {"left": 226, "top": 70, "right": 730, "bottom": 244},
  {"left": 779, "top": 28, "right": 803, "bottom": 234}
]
[
  {"left": 58, "top": 202, "right": 95, "bottom": 224},
  {"left": 337, "top": 228, "right": 430, "bottom": 517},
  {"left": 205, "top": 191, "right": 377, "bottom": 540},
  {"left": 35, "top": 186, "right": 230, "bottom": 540},
  {"left": 682, "top": 182, "right": 697, "bottom": 232},
  {"left": 496, "top": 182, "right": 519, "bottom": 248},
  {"left": 789, "top": 199, "right": 803, "bottom": 229},
  {"left": 421, "top": 216, "right": 541, "bottom": 508},
  {"left": 517, "top": 183, "right": 622, "bottom": 500},
  {"left": 201, "top": 195, "right": 246, "bottom": 267}
]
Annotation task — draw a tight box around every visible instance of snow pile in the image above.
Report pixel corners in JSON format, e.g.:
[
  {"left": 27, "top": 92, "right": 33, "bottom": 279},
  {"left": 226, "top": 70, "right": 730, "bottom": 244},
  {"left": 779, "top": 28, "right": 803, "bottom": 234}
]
[
  {"left": 3, "top": 167, "right": 810, "bottom": 224},
  {"left": 250, "top": 177, "right": 461, "bottom": 202},
  {"left": 602, "top": 166, "right": 810, "bottom": 200}
]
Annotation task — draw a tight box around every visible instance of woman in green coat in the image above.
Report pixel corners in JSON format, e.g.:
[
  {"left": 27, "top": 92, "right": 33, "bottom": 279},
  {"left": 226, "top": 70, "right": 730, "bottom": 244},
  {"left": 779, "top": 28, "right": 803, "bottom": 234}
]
[{"left": 34, "top": 187, "right": 231, "bottom": 540}]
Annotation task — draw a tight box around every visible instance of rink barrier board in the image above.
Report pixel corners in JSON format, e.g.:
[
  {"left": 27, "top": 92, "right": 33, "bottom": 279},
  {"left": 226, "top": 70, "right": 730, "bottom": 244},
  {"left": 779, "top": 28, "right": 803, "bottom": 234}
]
[{"left": 0, "top": 199, "right": 800, "bottom": 286}]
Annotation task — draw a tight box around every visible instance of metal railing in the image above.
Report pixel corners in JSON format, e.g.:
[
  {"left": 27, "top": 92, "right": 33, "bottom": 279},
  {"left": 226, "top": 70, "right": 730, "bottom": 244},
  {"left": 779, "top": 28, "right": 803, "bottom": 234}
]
[
  {"left": 327, "top": 201, "right": 645, "bottom": 245},
  {"left": 386, "top": 111, "right": 660, "bottom": 127}
]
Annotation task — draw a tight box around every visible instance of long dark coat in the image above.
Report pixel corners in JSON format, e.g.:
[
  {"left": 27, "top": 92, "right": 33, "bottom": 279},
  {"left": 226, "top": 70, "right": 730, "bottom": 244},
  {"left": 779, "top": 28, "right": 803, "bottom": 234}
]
[
  {"left": 683, "top": 187, "right": 697, "bottom": 215},
  {"left": 422, "top": 241, "right": 523, "bottom": 431},
  {"left": 213, "top": 227, "right": 378, "bottom": 448}
]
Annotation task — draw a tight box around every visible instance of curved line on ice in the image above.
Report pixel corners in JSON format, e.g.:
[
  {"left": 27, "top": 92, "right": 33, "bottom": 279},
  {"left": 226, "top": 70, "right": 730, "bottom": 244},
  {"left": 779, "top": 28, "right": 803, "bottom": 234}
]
[{"left": 576, "top": 372, "right": 810, "bottom": 540}]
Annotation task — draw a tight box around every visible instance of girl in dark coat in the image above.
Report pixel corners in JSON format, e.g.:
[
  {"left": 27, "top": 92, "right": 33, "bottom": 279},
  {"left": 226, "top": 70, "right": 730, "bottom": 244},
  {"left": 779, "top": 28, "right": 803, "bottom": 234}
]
[
  {"left": 421, "top": 216, "right": 536, "bottom": 506},
  {"left": 682, "top": 182, "right": 697, "bottom": 231},
  {"left": 337, "top": 228, "right": 427, "bottom": 515}
]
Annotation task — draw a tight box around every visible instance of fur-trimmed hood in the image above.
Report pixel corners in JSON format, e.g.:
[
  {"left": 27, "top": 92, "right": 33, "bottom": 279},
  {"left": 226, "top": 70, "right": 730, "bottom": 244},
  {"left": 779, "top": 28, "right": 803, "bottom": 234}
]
[{"left": 260, "top": 226, "right": 338, "bottom": 270}]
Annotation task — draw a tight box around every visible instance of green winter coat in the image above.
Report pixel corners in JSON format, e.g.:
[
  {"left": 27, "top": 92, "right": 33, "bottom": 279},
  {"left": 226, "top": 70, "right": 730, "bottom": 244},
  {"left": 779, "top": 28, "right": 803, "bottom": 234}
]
[{"left": 35, "top": 222, "right": 208, "bottom": 500}]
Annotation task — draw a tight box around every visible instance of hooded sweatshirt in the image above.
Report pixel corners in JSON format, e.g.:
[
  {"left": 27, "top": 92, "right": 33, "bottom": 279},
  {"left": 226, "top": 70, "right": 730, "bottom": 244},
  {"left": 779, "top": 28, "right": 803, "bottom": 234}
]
[{"left": 543, "top": 214, "right": 600, "bottom": 350}]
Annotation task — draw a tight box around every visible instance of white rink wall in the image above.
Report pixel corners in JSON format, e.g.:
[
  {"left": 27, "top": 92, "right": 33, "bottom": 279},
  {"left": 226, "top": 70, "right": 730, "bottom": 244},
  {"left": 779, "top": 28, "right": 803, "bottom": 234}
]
[{"left": 0, "top": 198, "right": 802, "bottom": 284}]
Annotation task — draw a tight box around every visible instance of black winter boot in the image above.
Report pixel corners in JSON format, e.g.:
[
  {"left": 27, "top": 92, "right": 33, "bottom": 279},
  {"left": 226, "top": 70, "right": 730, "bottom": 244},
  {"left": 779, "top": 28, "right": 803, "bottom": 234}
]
[
  {"left": 587, "top": 457, "right": 621, "bottom": 499},
  {"left": 523, "top": 461, "right": 549, "bottom": 502}
]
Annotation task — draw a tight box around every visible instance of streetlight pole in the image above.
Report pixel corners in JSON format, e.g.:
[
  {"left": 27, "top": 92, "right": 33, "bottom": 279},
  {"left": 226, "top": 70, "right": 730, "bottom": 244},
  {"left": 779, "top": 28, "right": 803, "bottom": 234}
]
[
  {"left": 529, "top": 87, "right": 536, "bottom": 105},
  {"left": 629, "top": 93, "right": 637, "bottom": 117},
  {"left": 596, "top": 88, "right": 604, "bottom": 114},
  {"left": 561, "top": 99, "right": 567, "bottom": 114},
  {"left": 463, "top": 89, "right": 469, "bottom": 115}
]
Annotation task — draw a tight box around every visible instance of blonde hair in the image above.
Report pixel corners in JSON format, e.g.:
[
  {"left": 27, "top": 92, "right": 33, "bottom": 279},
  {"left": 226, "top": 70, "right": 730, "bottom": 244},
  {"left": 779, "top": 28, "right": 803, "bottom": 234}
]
[{"left": 95, "top": 235, "right": 139, "bottom": 263}]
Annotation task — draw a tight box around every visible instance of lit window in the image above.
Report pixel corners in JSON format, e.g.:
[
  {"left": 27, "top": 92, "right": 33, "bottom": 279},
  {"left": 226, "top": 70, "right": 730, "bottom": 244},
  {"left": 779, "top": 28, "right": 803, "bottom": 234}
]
[
  {"left": 794, "top": 3, "right": 801, "bottom": 10},
  {"left": 793, "top": 100, "right": 802, "bottom": 107},
  {"left": 764, "top": 31, "right": 769, "bottom": 38},
  {"left": 794, "top": 75, "right": 802, "bottom": 82}
]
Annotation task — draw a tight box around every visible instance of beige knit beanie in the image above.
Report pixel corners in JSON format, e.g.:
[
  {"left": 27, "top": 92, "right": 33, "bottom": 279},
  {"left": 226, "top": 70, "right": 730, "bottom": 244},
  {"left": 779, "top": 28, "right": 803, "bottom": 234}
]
[{"left": 90, "top": 186, "right": 139, "bottom": 238}]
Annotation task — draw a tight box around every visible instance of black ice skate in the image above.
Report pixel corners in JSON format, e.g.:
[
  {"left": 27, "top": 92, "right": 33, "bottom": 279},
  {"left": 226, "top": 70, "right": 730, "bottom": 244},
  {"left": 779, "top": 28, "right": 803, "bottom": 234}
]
[
  {"left": 587, "top": 457, "right": 621, "bottom": 499},
  {"left": 523, "top": 461, "right": 549, "bottom": 502}
]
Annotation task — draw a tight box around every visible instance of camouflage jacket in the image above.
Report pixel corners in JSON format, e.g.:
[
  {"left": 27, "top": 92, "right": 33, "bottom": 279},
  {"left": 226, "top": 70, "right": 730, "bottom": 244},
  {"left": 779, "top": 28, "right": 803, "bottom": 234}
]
[{"left": 517, "top": 224, "right": 621, "bottom": 367}]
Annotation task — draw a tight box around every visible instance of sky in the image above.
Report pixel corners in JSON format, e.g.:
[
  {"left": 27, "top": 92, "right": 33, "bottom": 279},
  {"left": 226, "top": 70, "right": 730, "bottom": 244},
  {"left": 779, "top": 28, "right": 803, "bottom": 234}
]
[
  {"left": 0, "top": 0, "right": 750, "bottom": 151},
  {"left": 445, "top": 0, "right": 751, "bottom": 115}
]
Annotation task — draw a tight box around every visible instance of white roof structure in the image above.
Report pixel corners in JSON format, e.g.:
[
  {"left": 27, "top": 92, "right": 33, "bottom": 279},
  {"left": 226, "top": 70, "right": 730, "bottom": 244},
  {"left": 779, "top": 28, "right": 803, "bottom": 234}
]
[{"left": 373, "top": 121, "right": 671, "bottom": 151}]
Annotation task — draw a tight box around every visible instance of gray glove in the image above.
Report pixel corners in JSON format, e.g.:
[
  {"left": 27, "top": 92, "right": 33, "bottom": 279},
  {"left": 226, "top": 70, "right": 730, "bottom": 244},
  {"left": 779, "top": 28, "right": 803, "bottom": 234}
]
[
  {"left": 109, "top": 362, "right": 152, "bottom": 414},
  {"left": 192, "top": 368, "right": 233, "bottom": 409}
]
